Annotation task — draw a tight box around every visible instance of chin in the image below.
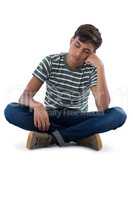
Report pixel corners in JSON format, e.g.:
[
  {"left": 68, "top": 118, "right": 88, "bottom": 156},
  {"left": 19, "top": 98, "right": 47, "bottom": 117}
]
[
  {"left": 71, "top": 58, "right": 81, "bottom": 64},
  {"left": 69, "top": 55, "right": 83, "bottom": 66}
]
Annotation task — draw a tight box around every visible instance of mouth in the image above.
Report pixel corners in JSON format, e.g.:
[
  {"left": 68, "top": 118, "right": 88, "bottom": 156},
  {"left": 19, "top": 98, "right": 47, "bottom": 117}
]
[
  {"left": 71, "top": 55, "right": 82, "bottom": 63},
  {"left": 66, "top": 54, "right": 84, "bottom": 67}
]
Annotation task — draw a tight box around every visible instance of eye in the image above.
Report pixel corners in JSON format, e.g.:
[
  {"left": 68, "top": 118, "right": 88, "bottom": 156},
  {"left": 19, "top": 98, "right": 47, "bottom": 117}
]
[
  {"left": 84, "top": 49, "right": 93, "bottom": 55},
  {"left": 84, "top": 50, "right": 90, "bottom": 54},
  {"left": 74, "top": 42, "right": 80, "bottom": 48},
  {"left": 84, "top": 50, "right": 91, "bottom": 55}
]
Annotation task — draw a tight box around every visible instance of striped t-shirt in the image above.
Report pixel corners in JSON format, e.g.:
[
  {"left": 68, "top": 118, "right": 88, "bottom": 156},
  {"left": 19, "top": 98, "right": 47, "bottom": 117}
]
[{"left": 32, "top": 52, "right": 97, "bottom": 112}]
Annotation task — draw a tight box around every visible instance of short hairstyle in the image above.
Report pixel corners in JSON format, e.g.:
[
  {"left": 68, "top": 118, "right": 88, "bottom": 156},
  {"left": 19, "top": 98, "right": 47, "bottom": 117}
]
[{"left": 73, "top": 24, "right": 102, "bottom": 50}]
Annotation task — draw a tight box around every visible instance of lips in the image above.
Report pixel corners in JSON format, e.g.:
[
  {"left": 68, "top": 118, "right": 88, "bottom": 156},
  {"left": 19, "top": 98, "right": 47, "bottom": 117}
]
[{"left": 71, "top": 56, "right": 81, "bottom": 63}]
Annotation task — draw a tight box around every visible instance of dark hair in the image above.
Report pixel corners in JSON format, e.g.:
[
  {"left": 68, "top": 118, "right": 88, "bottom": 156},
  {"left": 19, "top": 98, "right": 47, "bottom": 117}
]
[{"left": 73, "top": 24, "right": 102, "bottom": 50}]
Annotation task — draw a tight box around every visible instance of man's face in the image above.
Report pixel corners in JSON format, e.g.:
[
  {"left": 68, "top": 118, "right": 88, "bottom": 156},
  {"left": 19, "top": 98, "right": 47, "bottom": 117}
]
[{"left": 68, "top": 36, "right": 96, "bottom": 67}]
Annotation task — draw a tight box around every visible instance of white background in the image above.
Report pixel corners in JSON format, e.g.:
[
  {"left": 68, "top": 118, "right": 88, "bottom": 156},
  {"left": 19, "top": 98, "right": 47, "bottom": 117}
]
[{"left": 0, "top": 0, "right": 131, "bottom": 200}]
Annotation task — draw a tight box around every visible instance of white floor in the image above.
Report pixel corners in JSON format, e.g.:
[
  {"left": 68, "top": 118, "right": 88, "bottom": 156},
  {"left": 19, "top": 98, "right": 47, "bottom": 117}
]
[{"left": 0, "top": 116, "right": 131, "bottom": 200}]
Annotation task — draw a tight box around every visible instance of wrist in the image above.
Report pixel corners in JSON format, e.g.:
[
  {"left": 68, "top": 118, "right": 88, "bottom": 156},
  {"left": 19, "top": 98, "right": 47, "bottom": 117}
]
[{"left": 32, "top": 101, "right": 44, "bottom": 110}]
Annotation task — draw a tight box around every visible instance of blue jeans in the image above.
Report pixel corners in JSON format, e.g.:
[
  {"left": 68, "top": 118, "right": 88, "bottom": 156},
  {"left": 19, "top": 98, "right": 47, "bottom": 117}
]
[{"left": 4, "top": 102, "right": 127, "bottom": 145}]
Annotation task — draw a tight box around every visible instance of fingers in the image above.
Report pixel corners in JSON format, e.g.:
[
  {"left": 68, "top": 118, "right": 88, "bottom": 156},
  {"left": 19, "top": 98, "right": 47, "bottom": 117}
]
[
  {"left": 34, "top": 114, "right": 43, "bottom": 131},
  {"left": 34, "top": 114, "right": 38, "bottom": 128},
  {"left": 33, "top": 107, "right": 50, "bottom": 132},
  {"left": 44, "top": 116, "right": 50, "bottom": 131},
  {"left": 38, "top": 118, "right": 45, "bottom": 131},
  {"left": 34, "top": 115, "right": 50, "bottom": 132},
  {"left": 36, "top": 118, "right": 45, "bottom": 131}
]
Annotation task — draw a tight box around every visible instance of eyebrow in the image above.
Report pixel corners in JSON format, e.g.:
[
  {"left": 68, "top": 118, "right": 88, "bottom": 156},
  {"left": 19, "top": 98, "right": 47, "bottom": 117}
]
[{"left": 76, "top": 41, "right": 93, "bottom": 52}]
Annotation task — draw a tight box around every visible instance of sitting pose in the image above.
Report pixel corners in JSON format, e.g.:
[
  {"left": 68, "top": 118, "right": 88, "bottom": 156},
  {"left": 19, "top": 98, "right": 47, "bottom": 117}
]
[{"left": 4, "top": 24, "right": 127, "bottom": 150}]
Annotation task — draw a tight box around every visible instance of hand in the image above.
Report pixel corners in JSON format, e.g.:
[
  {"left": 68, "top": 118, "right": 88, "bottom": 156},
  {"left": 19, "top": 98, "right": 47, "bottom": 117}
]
[
  {"left": 85, "top": 53, "right": 104, "bottom": 68},
  {"left": 33, "top": 103, "right": 50, "bottom": 132}
]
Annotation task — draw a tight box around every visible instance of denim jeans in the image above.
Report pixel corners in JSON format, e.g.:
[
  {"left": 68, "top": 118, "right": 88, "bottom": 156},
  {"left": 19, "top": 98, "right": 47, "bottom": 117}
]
[{"left": 4, "top": 102, "right": 127, "bottom": 145}]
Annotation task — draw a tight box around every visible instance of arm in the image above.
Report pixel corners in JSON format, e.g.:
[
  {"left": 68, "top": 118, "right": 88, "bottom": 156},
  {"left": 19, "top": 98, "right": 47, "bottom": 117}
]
[
  {"left": 18, "top": 55, "right": 51, "bottom": 131},
  {"left": 18, "top": 76, "right": 50, "bottom": 131},
  {"left": 86, "top": 54, "right": 111, "bottom": 111},
  {"left": 18, "top": 76, "right": 44, "bottom": 109},
  {"left": 19, "top": 55, "right": 51, "bottom": 109}
]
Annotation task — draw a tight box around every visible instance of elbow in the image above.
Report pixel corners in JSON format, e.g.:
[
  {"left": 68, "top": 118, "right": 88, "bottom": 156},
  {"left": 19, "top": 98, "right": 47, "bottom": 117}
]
[
  {"left": 18, "top": 94, "right": 22, "bottom": 102},
  {"left": 18, "top": 95, "right": 24, "bottom": 105},
  {"left": 96, "top": 96, "right": 111, "bottom": 112},
  {"left": 97, "top": 103, "right": 110, "bottom": 112},
  {"left": 18, "top": 93, "right": 29, "bottom": 106}
]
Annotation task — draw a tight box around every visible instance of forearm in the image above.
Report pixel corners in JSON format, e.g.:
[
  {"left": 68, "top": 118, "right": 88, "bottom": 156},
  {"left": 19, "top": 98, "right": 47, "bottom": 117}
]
[
  {"left": 86, "top": 53, "right": 111, "bottom": 111},
  {"left": 96, "top": 64, "right": 110, "bottom": 111},
  {"left": 18, "top": 90, "right": 44, "bottom": 109}
]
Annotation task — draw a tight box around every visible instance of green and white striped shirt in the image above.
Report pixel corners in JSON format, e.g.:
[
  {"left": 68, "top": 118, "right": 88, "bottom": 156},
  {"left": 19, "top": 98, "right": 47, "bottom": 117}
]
[{"left": 32, "top": 52, "right": 97, "bottom": 112}]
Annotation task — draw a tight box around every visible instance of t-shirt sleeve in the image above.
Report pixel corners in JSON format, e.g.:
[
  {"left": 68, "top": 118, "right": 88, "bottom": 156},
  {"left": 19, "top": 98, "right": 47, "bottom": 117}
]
[
  {"left": 32, "top": 56, "right": 51, "bottom": 83},
  {"left": 89, "top": 65, "right": 97, "bottom": 87}
]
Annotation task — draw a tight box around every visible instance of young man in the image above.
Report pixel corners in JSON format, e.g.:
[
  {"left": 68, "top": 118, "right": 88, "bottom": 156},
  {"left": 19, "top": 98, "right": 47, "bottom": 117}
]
[{"left": 4, "top": 24, "right": 127, "bottom": 150}]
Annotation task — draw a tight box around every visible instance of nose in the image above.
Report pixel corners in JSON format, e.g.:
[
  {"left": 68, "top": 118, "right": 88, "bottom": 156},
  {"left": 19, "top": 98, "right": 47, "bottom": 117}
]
[{"left": 75, "top": 50, "right": 82, "bottom": 58}]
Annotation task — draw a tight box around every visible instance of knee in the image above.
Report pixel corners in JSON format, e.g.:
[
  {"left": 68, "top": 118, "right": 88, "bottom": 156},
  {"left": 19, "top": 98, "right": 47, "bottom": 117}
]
[
  {"left": 4, "top": 102, "right": 19, "bottom": 123},
  {"left": 111, "top": 106, "right": 127, "bottom": 128}
]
